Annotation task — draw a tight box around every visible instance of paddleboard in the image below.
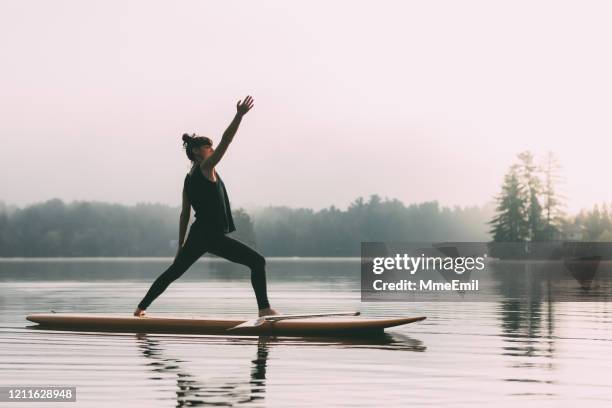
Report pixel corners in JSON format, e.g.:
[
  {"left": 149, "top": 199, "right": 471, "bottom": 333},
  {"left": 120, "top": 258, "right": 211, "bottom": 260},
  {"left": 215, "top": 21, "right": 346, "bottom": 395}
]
[{"left": 26, "top": 313, "right": 426, "bottom": 336}]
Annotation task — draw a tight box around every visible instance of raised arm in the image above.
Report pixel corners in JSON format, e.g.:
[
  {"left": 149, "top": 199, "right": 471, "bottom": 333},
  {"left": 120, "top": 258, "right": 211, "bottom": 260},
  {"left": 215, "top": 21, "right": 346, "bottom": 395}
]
[{"left": 200, "top": 95, "right": 254, "bottom": 170}]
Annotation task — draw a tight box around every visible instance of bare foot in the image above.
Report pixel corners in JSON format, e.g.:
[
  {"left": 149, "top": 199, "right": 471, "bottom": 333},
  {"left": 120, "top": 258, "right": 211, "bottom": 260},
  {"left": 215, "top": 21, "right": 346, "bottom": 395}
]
[
  {"left": 258, "top": 307, "right": 280, "bottom": 317},
  {"left": 133, "top": 307, "right": 146, "bottom": 317}
]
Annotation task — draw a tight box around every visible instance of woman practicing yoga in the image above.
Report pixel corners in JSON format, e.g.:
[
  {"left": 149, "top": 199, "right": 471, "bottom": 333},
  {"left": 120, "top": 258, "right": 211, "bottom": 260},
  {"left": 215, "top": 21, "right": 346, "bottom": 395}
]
[{"left": 134, "top": 95, "right": 278, "bottom": 318}]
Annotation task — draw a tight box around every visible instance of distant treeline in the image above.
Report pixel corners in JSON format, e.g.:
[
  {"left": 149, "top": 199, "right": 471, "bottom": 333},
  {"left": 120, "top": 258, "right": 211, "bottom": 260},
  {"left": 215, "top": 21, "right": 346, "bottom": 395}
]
[
  {"left": 488, "top": 150, "right": 612, "bottom": 246},
  {"left": 0, "top": 196, "right": 494, "bottom": 257}
]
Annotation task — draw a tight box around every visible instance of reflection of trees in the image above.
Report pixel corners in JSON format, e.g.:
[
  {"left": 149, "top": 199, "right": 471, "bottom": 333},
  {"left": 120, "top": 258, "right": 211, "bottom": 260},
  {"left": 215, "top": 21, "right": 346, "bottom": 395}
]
[
  {"left": 491, "top": 255, "right": 609, "bottom": 303},
  {"left": 493, "top": 261, "right": 556, "bottom": 373},
  {"left": 498, "top": 300, "right": 555, "bottom": 361}
]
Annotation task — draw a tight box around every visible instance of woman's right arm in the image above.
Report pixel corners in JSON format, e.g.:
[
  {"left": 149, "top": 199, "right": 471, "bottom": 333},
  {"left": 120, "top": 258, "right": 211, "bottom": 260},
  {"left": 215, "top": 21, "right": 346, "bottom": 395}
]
[{"left": 200, "top": 95, "right": 254, "bottom": 170}]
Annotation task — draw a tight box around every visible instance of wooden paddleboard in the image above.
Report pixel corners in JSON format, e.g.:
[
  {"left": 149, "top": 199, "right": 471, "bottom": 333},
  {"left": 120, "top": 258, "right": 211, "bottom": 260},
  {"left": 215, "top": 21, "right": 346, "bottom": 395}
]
[{"left": 26, "top": 313, "right": 426, "bottom": 336}]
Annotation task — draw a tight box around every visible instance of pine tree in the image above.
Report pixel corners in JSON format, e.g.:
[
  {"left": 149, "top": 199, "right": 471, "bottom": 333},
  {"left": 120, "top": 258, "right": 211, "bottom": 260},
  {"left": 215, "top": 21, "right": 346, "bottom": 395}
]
[
  {"left": 583, "top": 204, "right": 605, "bottom": 240},
  {"left": 517, "top": 151, "right": 544, "bottom": 240},
  {"left": 489, "top": 165, "right": 529, "bottom": 242},
  {"left": 540, "top": 151, "right": 565, "bottom": 239}
]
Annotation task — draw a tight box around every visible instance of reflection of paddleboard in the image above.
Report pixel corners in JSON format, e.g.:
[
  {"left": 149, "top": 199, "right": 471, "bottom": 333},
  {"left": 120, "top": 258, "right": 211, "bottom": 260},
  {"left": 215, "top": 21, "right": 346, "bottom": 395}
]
[{"left": 26, "top": 313, "right": 426, "bottom": 336}]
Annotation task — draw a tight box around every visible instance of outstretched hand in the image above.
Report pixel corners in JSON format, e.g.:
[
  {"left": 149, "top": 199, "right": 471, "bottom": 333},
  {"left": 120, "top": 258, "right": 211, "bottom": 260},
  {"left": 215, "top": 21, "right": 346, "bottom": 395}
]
[{"left": 236, "top": 95, "right": 254, "bottom": 116}]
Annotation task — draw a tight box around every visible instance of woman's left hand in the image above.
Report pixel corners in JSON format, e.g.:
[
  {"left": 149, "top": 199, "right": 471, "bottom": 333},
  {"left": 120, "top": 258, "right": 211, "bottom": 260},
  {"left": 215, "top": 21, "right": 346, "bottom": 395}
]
[{"left": 236, "top": 95, "right": 254, "bottom": 116}]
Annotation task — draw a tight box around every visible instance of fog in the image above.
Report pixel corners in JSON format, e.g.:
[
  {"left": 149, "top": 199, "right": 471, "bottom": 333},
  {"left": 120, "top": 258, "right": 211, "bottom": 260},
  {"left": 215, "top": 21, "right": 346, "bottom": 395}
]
[{"left": 1, "top": 0, "right": 610, "bottom": 213}]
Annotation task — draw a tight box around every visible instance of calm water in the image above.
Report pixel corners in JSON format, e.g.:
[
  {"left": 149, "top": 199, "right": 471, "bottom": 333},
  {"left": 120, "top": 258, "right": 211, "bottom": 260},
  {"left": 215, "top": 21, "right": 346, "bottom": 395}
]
[{"left": 1, "top": 257, "right": 611, "bottom": 407}]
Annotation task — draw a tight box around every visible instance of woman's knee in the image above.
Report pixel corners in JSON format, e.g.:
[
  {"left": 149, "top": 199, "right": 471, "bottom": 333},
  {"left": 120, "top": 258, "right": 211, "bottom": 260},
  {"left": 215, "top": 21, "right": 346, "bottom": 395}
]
[{"left": 251, "top": 253, "right": 266, "bottom": 270}]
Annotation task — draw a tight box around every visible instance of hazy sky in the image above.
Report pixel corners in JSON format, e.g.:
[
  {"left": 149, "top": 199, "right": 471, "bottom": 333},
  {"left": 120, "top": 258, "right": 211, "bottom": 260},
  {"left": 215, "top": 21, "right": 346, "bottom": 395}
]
[{"left": 1, "top": 0, "right": 610, "bottom": 214}]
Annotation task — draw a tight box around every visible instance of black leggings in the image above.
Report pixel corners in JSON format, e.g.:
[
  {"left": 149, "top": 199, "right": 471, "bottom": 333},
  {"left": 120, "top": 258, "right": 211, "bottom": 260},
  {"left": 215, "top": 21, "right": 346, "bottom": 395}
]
[{"left": 137, "top": 221, "right": 270, "bottom": 310}]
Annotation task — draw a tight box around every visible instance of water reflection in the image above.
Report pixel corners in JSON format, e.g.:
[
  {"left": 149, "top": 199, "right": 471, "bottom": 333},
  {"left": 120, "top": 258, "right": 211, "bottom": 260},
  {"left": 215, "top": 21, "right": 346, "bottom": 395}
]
[
  {"left": 4, "top": 257, "right": 612, "bottom": 406},
  {"left": 498, "top": 300, "right": 556, "bottom": 362},
  {"left": 221, "top": 332, "right": 427, "bottom": 352},
  {"left": 137, "top": 333, "right": 268, "bottom": 406},
  {"left": 134, "top": 332, "right": 426, "bottom": 406}
]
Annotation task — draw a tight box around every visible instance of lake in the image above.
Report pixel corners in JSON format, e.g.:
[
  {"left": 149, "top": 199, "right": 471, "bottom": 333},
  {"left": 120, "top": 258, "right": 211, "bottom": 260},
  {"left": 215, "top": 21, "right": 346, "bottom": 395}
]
[{"left": 1, "top": 257, "right": 611, "bottom": 407}]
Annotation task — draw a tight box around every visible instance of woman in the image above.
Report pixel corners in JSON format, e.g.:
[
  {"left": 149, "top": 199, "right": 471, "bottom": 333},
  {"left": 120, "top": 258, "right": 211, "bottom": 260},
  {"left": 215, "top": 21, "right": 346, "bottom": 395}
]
[{"left": 134, "top": 95, "right": 279, "bottom": 318}]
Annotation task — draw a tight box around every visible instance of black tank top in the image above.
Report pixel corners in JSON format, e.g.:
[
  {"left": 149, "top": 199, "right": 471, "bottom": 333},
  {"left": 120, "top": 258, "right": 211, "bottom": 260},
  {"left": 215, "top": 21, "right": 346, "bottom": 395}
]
[{"left": 184, "top": 167, "right": 236, "bottom": 234}]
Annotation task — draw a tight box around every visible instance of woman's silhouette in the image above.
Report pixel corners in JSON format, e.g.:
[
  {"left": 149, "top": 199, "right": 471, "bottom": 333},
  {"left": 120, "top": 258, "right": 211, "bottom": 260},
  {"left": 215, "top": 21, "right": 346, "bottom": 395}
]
[{"left": 134, "top": 95, "right": 278, "bottom": 318}]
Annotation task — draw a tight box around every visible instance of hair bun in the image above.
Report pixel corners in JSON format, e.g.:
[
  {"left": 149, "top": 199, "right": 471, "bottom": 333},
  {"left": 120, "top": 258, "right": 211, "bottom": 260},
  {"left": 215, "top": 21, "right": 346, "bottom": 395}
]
[{"left": 182, "top": 133, "right": 192, "bottom": 144}]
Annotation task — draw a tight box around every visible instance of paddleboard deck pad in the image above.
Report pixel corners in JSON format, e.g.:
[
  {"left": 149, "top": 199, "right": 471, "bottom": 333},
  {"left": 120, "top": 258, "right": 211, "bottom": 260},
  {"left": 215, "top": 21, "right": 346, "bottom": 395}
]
[{"left": 26, "top": 313, "right": 426, "bottom": 336}]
